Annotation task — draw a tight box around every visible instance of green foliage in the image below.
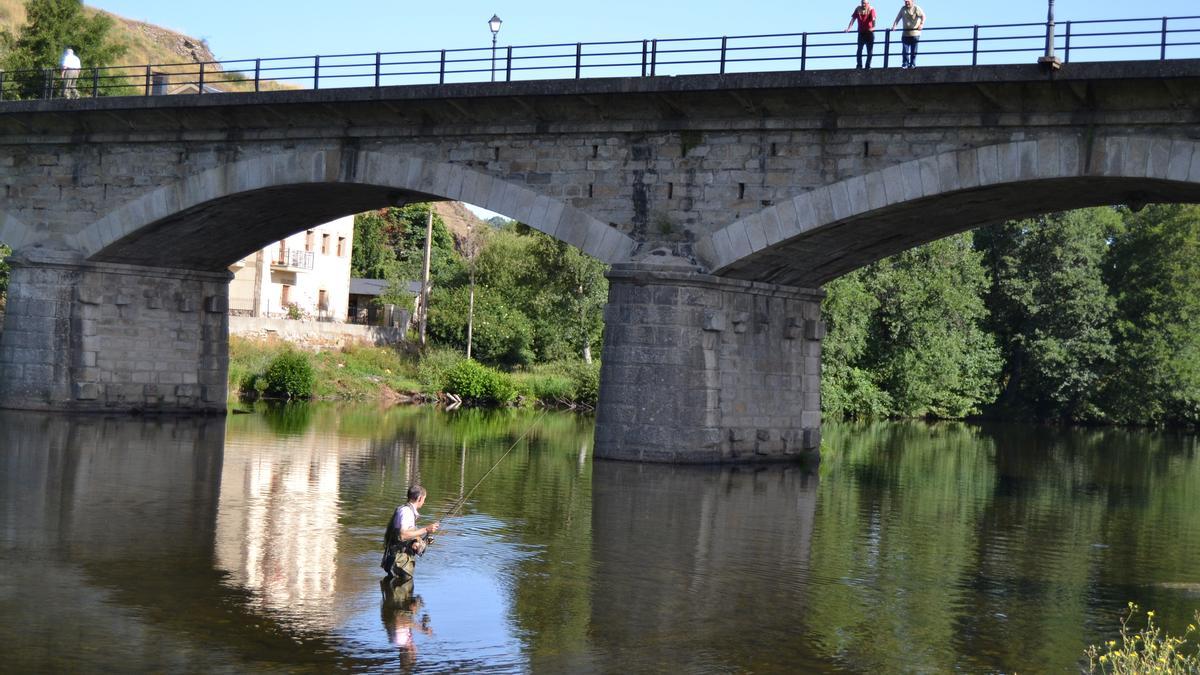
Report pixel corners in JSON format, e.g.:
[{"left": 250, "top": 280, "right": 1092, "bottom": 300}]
[
  {"left": 821, "top": 233, "right": 1001, "bottom": 419},
  {"left": 471, "top": 225, "right": 608, "bottom": 363},
  {"left": 510, "top": 360, "right": 602, "bottom": 407},
  {"left": 1085, "top": 603, "right": 1200, "bottom": 674},
  {"left": 284, "top": 302, "right": 306, "bottom": 320},
  {"left": 416, "top": 347, "right": 466, "bottom": 394},
  {"left": 975, "top": 208, "right": 1120, "bottom": 421},
  {"left": 0, "top": 0, "right": 129, "bottom": 99},
  {"left": 352, "top": 205, "right": 462, "bottom": 282},
  {"left": 1102, "top": 205, "right": 1200, "bottom": 426},
  {"left": 443, "top": 359, "right": 516, "bottom": 405},
  {"left": 263, "top": 350, "right": 316, "bottom": 400},
  {"left": 427, "top": 284, "right": 535, "bottom": 367},
  {"left": 0, "top": 242, "right": 9, "bottom": 312}
]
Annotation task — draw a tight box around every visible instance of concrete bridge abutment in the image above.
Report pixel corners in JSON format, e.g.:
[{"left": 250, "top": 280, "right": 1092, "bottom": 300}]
[
  {"left": 0, "top": 252, "right": 229, "bottom": 413},
  {"left": 594, "top": 265, "right": 824, "bottom": 463}
]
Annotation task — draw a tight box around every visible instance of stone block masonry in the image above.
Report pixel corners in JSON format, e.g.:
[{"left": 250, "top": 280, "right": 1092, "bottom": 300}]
[
  {"left": 0, "top": 251, "right": 229, "bottom": 413},
  {"left": 595, "top": 265, "right": 823, "bottom": 463}
]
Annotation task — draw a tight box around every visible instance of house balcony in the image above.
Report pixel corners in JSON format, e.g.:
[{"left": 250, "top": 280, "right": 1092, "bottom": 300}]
[{"left": 272, "top": 249, "right": 315, "bottom": 272}]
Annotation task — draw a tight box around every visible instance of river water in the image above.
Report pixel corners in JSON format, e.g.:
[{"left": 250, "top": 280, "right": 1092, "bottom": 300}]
[{"left": 1, "top": 405, "right": 1198, "bottom": 673}]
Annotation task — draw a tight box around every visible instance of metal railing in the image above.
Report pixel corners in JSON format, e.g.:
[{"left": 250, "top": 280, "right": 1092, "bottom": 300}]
[
  {"left": 2, "top": 14, "right": 1197, "bottom": 101},
  {"left": 272, "top": 249, "right": 315, "bottom": 271}
]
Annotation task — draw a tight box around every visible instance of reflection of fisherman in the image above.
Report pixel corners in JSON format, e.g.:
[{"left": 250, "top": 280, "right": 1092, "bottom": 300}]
[
  {"left": 380, "top": 577, "right": 432, "bottom": 663},
  {"left": 382, "top": 485, "right": 440, "bottom": 580}
]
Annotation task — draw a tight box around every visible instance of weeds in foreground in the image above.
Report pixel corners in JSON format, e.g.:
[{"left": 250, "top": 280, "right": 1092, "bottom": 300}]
[{"left": 1085, "top": 603, "right": 1200, "bottom": 674}]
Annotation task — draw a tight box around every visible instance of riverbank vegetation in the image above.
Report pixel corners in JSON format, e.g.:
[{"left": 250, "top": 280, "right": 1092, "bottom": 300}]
[
  {"left": 226, "top": 202, "right": 1199, "bottom": 424},
  {"left": 1085, "top": 603, "right": 1200, "bottom": 674},
  {"left": 823, "top": 204, "right": 1200, "bottom": 427}
]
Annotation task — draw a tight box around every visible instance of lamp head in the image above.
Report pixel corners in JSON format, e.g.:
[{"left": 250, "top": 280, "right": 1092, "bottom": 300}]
[{"left": 489, "top": 14, "right": 502, "bottom": 34}]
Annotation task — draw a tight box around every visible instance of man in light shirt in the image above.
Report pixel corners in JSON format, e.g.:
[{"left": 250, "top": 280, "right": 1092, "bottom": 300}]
[
  {"left": 890, "top": 0, "right": 926, "bottom": 69},
  {"left": 59, "top": 47, "right": 81, "bottom": 98}
]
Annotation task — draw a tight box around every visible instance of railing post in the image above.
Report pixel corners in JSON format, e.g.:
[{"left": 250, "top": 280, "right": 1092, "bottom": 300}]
[
  {"left": 972, "top": 25, "right": 979, "bottom": 65},
  {"left": 1064, "top": 21, "right": 1072, "bottom": 63},
  {"left": 651, "top": 39, "right": 658, "bottom": 76},
  {"left": 198, "top": 62, "right": 205, "bottom": 93},
  {"left": 313, "top": 55, "right": 320, "bottom": 90},
  {"left": 720, "top": 36, "right": 727, "bottom": 74},
  {"left": 883, "top": 29, "right": 891, "bottom": 68},
  {"left": 575, "top": 42, "right": 582, "bottom": 79},
  {"left": 1161, "top": 17, "right": 1168, "bottom": 60},
  {"left": 0, "top": 71, "right": 5, "bottom": 101},
  {"left": 255, "top": 58, "right": 261, "bottom": 92},
  {"left": 439, "top": 49, "right": 446, "bottom": 84},
  {"left": 641, "top": 40, "right": 648, "bottom": 77},
  {"left": 375, "top": 52, "right": 381, "bottom": 87},
  {"left": 144, "top": 65, "right": 151, "bottom": 96},
  {"left": 801, "top": 32, "right": 808, "bottom": 71},
  {"left": 506, "top": 45, "right": 513, "bottom": 81},
  {"left": 92, "top": 67, "right": 99, "bottom": 97}
]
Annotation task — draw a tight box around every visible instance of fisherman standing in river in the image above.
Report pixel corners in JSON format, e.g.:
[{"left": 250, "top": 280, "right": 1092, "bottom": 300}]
[{"left": 383, "top": 485, "right": 441, "bottom": 580}]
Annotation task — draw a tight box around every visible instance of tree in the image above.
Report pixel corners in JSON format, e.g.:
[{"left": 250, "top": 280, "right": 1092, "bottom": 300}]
[
  {"left": 1102, "top": 204, "right": 1200, "bottom": 426},
  {"left": 0, "top": 0, "right": 128, "bottom": 100},
  {"left": 975, "top": 208, "right": 1120, "bottom": 421},
  {"left": 0, "top": 242, "right": 10, "bottom": 313},
  {"left": 859, "top": 233, "right": 1002, "bottom": 418},
  {"left": 821, "top": 233, "right": 1000, "bottom": 420}
]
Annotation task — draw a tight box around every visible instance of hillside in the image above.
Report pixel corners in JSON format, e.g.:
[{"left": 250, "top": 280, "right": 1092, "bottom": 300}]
[
  {"left": 0, "top": 1, "right": 289, "bottom": 91},
  {"left": 432, "top": 201, "right": 492, "bottom": 254}
]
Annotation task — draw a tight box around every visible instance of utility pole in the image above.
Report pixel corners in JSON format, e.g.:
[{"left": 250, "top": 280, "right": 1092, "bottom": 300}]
[
  {"left": 466, "top": 220, "right": 475, "bottom": 359},
  {"left": 419, "top": 208, "right": 433, "bottom": 346}
]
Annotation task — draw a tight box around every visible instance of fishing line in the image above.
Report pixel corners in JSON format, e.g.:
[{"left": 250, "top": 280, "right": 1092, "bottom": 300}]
[{"left": 436, "top": 408, "right": 550, "bottom": 524}]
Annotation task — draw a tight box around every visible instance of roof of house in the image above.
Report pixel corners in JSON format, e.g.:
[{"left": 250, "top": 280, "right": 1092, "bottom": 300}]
[{"left": 349, "top": 278, "right": 424, "bottom": 296}]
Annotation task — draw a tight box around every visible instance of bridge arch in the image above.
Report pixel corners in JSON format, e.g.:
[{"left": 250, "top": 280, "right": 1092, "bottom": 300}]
[
  {"left": 74, "top": 147, "right": 636, "bottom": 270},
  {"left": 696, "top": 135, "right": 1200, "bottom": 287}
]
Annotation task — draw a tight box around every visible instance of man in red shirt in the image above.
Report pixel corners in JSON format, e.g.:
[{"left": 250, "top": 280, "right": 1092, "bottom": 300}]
[{"left": 844, "top": 0, "right": 877, "bottom": 69}]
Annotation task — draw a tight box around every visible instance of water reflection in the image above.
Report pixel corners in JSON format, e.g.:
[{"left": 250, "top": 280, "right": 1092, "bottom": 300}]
[
  {"left": 3, "top": 406, "right": 1199, "bottom": 673},
  {"left": 587, "top": 461, "right": 821, "bottom": 673}
]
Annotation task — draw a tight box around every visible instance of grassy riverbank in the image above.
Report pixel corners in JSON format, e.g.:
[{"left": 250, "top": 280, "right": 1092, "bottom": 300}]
[{"left": 227, "top": 336, "right": 599, "bottom": 408}]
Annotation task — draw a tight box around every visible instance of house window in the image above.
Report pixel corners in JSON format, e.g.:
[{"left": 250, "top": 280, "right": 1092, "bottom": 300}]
[
  {"left": 305, "top": 230, "right": 314, "bottom": 252},
  {"left": 322, "top": 233, "right": 331, "bottom": 255},
  {"left": 337, "top": 237, "right": 346, "bottom": 257},
  {"left": 318, "top": 289, "right": 328, "bottom": 311},
  {"left": 281, "top": 285, "right": 291, "bottom": 307},
  {"left": 277, "top": 241, "right": 286, "bottom": 264}
]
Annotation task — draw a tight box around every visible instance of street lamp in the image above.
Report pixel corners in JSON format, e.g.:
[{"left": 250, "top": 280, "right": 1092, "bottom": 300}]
[
  {"left": 489, "top": 14, "right": 503, "bottom": 82},
  {"left": 1038, "top": 0, "right": 1061, "bottom": 69}
]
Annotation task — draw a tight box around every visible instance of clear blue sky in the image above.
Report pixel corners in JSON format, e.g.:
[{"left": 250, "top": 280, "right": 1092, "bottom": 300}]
[{"left": 90, "top": 0, "right": 1194, "bottom": 64}]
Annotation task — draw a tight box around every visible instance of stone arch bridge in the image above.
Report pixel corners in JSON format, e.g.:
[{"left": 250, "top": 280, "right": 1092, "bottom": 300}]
[{"left": 1, "top": 60, "right": 1198, "bottom": 463}]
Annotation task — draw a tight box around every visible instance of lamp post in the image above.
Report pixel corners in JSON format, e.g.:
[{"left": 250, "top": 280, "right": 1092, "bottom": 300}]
[
  {"left": 489, "top": 14, "right": 503, "bottom": 82},
  {"left": 1038, "top": 0, "right": 1061, "bottom": 69}
]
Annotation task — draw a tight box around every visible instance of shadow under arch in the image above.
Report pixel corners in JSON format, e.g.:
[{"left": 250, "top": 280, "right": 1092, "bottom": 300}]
[
  {"left": 75, "top": 148, "right": 637, "bottom": 270},
  {"left": 697, "top": 135, "right": 1200, "bottom": 287}
]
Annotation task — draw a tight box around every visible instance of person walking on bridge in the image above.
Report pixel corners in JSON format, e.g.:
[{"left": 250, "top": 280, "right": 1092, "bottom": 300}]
[
  {"left": 59, "top": 47, "right": 81, "bottom": 99},
  {"left": 382, "top": 484, "right": 441, "bottom": 581},
  {"left": 845, "top": 0, "right": 878, "bottom": 69},
  {"left": 890, "top": 0, "right": 925, "bottom": 68}
]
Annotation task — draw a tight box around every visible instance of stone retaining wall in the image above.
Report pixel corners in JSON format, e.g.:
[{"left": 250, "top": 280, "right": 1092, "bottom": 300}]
[{"left": 229, "top": 316, "right": 406, "bottom": 351}]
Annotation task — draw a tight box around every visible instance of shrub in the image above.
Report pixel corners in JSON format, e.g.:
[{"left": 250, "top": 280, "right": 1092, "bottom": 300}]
[
  {"left": 1086, "top": 603, "right": 1200, "bottom": 674},
  {"left": 417, "top": 347, "right": 466, "bottom": 394},
  {"left": 443, "top": 359, "right": 516, "bottom": 405},
  {"left": 263, "top": 351, "right": 316, "bottom": 400},
  {"left": 567, "top": 360, "right": 601, "bottom": 407}
]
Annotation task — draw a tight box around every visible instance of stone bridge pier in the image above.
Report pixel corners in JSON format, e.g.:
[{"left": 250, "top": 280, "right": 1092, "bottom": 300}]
[
  {"left": 594, "top": 265, "right": 824, "bottom": 463},
  {"left": 0, "top": 251, "right": 229, "bottom": 413}
]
